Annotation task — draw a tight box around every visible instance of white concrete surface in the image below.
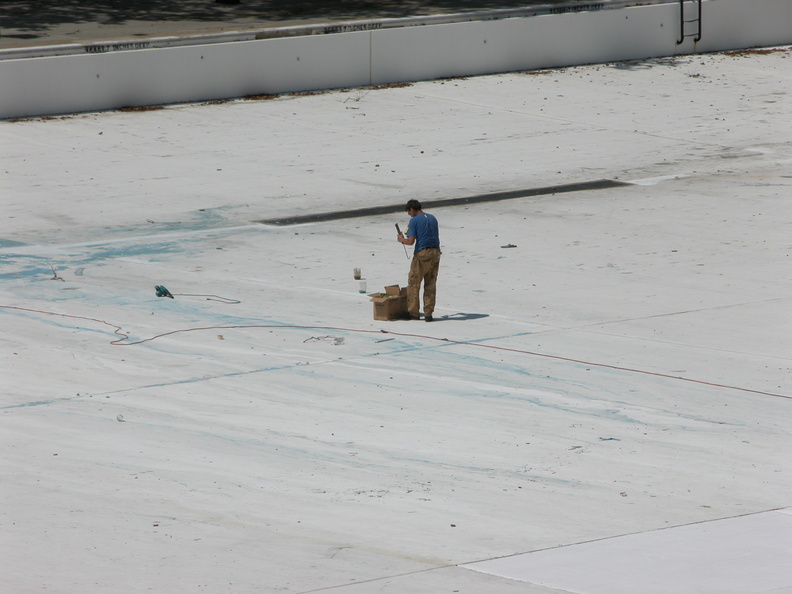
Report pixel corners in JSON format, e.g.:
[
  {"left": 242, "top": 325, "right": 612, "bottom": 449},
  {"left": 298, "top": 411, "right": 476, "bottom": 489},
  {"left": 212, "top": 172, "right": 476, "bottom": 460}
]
[
  {"left": 1, "top": 47, "right": 791, "bottom": 593},
  {"left": 464, "top": 508, "right": 792, "bottom": 593}
]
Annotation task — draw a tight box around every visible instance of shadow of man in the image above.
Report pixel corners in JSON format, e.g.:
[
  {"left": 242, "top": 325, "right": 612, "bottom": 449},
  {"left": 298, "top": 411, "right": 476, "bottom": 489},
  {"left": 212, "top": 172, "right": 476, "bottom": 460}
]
[{"left": 432, "top": 313, "right": 489, "bottom": 322}]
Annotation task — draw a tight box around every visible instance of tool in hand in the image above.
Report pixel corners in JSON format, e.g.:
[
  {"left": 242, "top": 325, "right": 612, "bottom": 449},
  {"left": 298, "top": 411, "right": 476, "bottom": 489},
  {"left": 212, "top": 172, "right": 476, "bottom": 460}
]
[{"left": 396, "top": 223, "right": 409, "bottom": 258}]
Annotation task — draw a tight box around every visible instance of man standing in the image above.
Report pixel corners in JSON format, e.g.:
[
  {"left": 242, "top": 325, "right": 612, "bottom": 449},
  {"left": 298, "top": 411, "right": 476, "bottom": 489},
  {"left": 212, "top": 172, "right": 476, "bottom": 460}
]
[{"left": 397, "top": 199, "right": 441, "bottom": 321}]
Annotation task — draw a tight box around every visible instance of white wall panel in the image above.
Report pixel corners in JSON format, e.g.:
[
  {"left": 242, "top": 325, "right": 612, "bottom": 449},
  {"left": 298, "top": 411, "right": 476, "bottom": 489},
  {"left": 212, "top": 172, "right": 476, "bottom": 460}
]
[
  {"left": 1, "top": 33, "right": 371, "bottom": 118},
  {"left": 695, "top": 0, "right": 792, "bottom": 53},
  {"left": 1, "top": 0, "right": 790, "bottom": 119},
  {"left": 370, "top": 4, "right": 683, "bottom": 84}
]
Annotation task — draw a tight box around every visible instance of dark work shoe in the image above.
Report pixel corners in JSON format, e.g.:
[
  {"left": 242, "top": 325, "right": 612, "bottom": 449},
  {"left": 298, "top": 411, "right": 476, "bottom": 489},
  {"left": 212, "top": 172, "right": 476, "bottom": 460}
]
[
  {"left": 425, "top": 315, "right": 433, "bottom": 322},
  {"left": 409, "top": 314, "right": 420, "bottom": 320}
]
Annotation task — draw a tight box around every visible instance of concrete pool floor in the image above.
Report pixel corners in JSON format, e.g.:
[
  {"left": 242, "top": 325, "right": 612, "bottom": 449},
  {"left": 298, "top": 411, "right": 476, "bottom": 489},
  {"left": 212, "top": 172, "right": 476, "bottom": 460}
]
[{"left": 1, "top": 29, "right": 790, "bottom": 594}]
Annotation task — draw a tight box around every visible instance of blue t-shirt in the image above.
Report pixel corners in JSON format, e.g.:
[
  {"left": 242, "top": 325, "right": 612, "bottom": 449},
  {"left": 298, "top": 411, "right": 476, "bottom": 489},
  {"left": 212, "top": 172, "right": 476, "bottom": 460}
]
[{"left": 406, "top": 212, "right": 440, "bottom": 254}]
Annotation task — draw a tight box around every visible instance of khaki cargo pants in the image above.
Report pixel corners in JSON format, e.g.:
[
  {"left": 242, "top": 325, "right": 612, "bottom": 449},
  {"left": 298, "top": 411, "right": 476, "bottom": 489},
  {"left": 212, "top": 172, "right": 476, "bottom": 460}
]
[{"left": 407, "top": 247, "right": 441, "bottom": 318}]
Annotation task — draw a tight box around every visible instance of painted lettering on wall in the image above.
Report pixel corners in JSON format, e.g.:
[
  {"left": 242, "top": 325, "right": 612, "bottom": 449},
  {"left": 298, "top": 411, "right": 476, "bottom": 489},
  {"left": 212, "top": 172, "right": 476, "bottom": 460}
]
[
  {"left": 84, "top": 42, "right": 152, "bottom": 54},
  {"left": 322, "top": 22, "right": 383, "bottom": 35},
  {"left": 549, "top": 3, "right": 605, "bottom": 14}
]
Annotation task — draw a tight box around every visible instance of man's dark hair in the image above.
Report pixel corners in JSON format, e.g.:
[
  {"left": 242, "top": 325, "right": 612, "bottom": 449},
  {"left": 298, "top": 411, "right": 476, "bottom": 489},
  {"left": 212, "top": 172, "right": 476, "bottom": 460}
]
[{"left": 405, "top": 199, "right": 422, "bottom": 212}]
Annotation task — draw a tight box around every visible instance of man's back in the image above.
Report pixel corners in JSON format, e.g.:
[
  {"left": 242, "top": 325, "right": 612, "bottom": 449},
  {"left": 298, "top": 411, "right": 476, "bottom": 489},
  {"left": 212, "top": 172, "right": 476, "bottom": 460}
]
[{"left": 408, "top": 212, "right": 440, "bottom": 253}]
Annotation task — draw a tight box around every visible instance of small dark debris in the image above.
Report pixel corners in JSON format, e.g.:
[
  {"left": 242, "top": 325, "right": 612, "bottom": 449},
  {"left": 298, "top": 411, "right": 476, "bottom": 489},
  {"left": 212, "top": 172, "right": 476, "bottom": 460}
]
[{"left": 118, "top": 105, "right": 164, "bottom": 112}]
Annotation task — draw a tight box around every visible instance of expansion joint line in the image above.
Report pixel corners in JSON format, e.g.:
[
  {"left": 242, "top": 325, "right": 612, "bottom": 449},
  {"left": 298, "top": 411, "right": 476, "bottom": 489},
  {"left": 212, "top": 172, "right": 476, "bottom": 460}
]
[
  {"left": 1, "top": 305, "right": 788, "bottom": 401},
  {"left": 379, "top": 329, "right": 791, "bottom": 401}
]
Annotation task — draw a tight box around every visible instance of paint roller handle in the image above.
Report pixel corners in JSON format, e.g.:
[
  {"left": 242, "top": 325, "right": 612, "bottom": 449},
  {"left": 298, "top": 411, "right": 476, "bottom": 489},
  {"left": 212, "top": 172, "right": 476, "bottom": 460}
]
[{"left": 396, "top": 223, "right": 410, "bottom": 258}]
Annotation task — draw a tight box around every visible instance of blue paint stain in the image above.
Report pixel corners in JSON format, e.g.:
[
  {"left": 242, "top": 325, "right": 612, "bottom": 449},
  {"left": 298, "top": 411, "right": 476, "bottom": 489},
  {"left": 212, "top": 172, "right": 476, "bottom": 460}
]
[
  {"left": 0, "top": 216, "right": 266, "bottom": 283},
  {"left": 100, "top": 208, "right": 243, "bottom": 238},
  {"left": 0, "top": 255, "right": 54, "bottom": 280},
  {"left": 1, "top": 396, "right": 83, "bottom": 410},
  {"left": 88, "top": 242, "right": 181, "bottom": 260},
  {"left": 0, "top": 240, "right": 183, "bottom": 281},
  {"left": 0, "top": 239, "right": 28, "bottom": 249}
]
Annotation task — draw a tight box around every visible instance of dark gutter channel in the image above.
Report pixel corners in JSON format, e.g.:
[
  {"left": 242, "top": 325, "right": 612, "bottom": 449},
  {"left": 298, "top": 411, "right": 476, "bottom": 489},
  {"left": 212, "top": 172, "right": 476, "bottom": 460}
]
[{"left": 257, "top": 179, "right": 630, "bottom": 226}]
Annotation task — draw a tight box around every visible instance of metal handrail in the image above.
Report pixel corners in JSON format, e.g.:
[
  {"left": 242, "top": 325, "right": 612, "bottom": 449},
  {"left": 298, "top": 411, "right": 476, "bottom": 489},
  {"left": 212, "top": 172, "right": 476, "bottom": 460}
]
[{"left": 677, "top": 0, "right": 702, "bottom": 44}]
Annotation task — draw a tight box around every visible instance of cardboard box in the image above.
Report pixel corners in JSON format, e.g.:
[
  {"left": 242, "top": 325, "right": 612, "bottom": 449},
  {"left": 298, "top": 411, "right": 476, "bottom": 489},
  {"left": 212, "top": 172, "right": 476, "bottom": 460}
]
[{"left": 369, "top": 284, "right": 408, "bottom": 320}]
